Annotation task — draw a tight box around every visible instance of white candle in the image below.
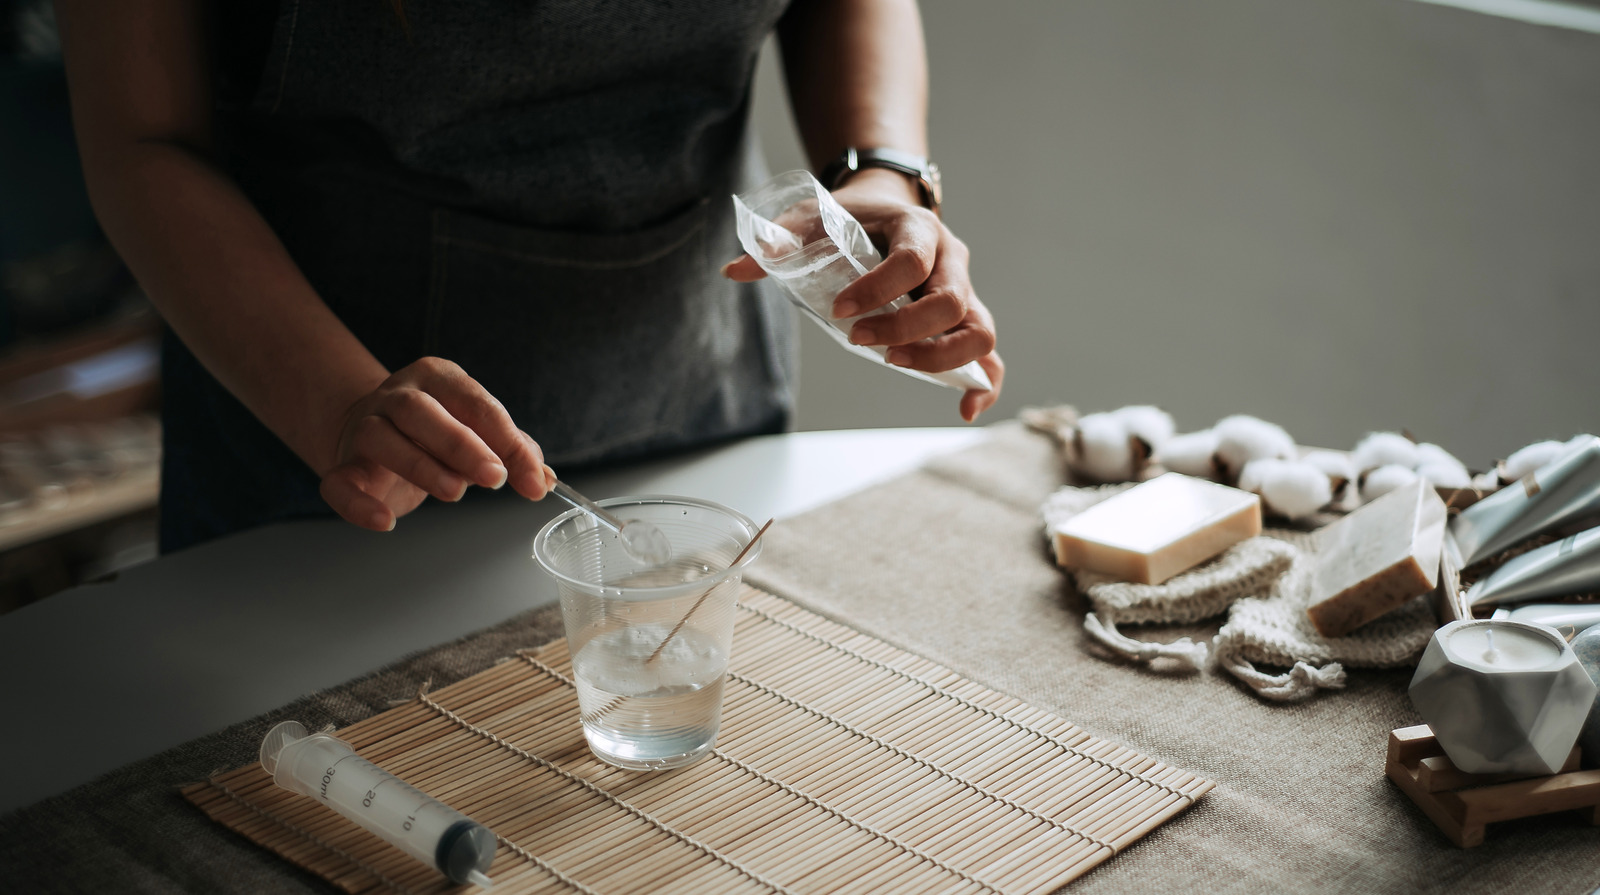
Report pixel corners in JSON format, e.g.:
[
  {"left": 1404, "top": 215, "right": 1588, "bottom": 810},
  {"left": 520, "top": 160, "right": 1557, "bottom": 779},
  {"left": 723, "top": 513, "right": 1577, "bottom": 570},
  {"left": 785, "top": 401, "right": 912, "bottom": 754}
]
[
  {"left": 1441, "top": 621, "right": 1564, "bottom": 671},
  {"left": 1410, "top": 619, "right": 1596, "bottom": 775}
]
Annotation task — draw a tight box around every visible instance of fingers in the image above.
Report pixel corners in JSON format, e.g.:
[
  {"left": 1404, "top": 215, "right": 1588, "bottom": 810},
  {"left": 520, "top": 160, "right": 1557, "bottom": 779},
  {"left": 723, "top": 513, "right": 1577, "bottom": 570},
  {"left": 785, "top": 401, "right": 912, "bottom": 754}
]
[
  {"left": 885, "top": 320, "right": 996, "bottom": 373},
  {"left": 320, "top": 463, "right": 399, "bottom": 531},
  {"left": 880, "top": 278, "right": 997, "bottom": 369},
  {"left": 398, "top": 358, "right": 552, "bottom": 500},
  {"left": 832, "top": 207, "right": 943, "bottom": 318},
  {"left": 959, "top": 352, "right": 1006, "bottom": 423},
  {"left": 321, "top": 462, "right": 430, "bottom": 531},
  {"left": 720, "top": 254, "right": 767, "bottom": 282},
  {"left": 822, "top": 197, "right": 1001, "bottom": 426},
  {"left": 489, "top": 430, "right": 550, "bottom": 500},
  {"left": 847, "top": 283, "right": 967, "bottom": 347},
  {"left": 344, "top": 412, "right": 469, "bottom": 502},
  {"left": 373, "top": 388, "right": 499, "bottom": 491},
  {"left": 323, "top": 358, "right": 555, "bottom": 533}
]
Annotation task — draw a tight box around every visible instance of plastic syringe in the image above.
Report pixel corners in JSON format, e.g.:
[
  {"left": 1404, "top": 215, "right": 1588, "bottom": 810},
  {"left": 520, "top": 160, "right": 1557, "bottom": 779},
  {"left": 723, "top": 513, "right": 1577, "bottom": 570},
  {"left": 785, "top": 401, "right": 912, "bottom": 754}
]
[{"left": 260, "top": 720, "right": 496, "bottom": 888}]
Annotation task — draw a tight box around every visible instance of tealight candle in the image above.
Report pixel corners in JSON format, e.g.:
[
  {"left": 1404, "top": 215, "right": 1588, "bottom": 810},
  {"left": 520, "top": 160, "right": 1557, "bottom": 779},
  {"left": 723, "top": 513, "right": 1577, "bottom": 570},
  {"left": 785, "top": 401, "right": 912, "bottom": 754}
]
[
  {"left": 1445, "top": 623, "right": 1560, "bottom": 670},
  {"left": 1410, "top": 620, "right": 1596, "bottom": 775}
]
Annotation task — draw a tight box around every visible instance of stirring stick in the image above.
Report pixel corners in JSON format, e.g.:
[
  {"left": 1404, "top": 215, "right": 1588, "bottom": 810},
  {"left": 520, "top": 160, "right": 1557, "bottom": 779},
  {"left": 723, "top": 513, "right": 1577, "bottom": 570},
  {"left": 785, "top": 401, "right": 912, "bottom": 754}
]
[
  {"left": 548, "top": 480, "right": 630, "bottom": 532},
  {"left": 647, "top": 518, "right": 773, "bottom": 664},
  {"left": 547, "top": 479, "right": 672, "bottom": 565}
]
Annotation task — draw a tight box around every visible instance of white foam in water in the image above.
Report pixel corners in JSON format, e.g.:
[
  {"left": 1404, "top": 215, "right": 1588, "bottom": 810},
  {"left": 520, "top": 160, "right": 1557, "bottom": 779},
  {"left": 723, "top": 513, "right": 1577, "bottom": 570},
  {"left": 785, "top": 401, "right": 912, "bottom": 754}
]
[
  {"left": 572, "top": 626, "right": 728, "bottom": 769},
  {"left": 580, "top": 625, "right": 723, "bottom": 694}
]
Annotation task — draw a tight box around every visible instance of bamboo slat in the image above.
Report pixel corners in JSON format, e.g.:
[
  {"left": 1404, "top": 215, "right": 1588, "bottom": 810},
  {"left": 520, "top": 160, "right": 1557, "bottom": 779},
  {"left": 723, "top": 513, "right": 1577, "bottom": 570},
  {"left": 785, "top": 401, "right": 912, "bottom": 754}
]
[{"left": 182, "top": 586, "right": 1214, "bottom": 894}]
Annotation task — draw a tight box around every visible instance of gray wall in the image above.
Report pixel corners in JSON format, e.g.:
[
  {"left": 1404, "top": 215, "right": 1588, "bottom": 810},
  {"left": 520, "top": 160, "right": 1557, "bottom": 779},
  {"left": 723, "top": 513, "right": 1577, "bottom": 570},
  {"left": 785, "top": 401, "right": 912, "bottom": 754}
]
[{"left": 753, "top": 0, "right": 1600, "bottom": 471}]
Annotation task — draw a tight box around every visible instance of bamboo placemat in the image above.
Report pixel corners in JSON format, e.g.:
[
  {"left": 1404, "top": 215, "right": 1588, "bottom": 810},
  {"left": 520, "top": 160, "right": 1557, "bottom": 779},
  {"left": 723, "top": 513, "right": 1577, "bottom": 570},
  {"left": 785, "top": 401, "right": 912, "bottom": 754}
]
[{"left": 183, "top": 587, "right": 1214, "bottom": 894}]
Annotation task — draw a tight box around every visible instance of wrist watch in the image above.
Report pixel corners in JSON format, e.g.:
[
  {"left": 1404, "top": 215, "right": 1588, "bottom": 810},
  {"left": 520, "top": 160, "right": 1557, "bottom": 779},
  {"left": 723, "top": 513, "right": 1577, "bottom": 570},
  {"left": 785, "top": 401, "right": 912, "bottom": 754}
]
[{"left": 822, "top": 147, "right": 943, "bottom": 216}]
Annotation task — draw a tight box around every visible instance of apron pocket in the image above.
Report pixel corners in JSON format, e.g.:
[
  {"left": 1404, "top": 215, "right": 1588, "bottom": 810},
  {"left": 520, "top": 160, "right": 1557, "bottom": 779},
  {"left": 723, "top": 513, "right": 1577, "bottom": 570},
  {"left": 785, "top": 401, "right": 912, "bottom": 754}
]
[{"left": 427, "top": 198, "right": 758, "bottom": 465}]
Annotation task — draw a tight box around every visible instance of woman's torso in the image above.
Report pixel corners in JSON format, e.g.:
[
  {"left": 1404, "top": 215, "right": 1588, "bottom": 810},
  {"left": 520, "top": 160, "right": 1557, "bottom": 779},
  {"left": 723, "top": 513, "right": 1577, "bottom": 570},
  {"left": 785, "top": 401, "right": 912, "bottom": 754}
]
[{"left": 159, "top": 0, "right": 797, "bottom": 550}]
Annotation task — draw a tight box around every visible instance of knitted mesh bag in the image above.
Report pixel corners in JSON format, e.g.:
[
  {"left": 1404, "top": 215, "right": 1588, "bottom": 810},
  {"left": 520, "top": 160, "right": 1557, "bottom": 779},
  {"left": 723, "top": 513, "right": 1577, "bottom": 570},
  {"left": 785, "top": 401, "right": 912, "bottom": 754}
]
[
  {"left": 1042, "top": 484, "right": 1436, "bottom": 701},
  {"left": 1211, "top": 535, "right": 1436, "bottom": 701}
]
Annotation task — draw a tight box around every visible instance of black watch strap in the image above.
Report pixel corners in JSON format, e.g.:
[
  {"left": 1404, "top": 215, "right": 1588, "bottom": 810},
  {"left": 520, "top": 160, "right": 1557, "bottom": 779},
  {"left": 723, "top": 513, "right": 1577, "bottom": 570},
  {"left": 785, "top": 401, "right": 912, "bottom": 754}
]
[{"left": 822, "top": 147, "right": 943, "bottom": 215}]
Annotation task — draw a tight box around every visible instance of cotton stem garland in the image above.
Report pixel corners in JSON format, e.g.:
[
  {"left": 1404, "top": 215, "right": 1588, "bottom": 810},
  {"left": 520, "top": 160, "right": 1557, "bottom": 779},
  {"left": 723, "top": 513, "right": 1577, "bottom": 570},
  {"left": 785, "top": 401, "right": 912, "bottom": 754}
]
[{"left": 1024, "top": 404, "right": 1590, "bottom": 702}]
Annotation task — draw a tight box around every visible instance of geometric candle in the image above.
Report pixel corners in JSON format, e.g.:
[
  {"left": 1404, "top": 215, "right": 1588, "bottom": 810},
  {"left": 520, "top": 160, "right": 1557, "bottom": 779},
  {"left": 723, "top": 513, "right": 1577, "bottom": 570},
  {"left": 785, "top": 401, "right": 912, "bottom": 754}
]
[{"left": 1409, "top": 620, "right": 1596, "bottom": 775}]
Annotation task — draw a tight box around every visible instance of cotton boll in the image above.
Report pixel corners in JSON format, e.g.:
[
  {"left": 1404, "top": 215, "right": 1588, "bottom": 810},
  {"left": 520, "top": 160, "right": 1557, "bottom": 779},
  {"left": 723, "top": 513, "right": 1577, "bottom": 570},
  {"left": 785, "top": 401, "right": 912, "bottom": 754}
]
[
  {"left": 1235, "top": 457, "right": 1272, "bottom": 494},
  {"left": 1351, "top": 432, "right": 1418, "bottom": 473},
  {"left": 1110, "top": 405, "right": 1176, "bottom": 454},
  {"left": 1416, "top": 461, "right": 1471, "bottom": 489},
  {"left": 1019, "top": 405, "right": 1079, "bottom": 444},
  {"left": 1301, "top": 450, "right": 1355, "bottom": 486},
  {"left": 1501, "top": 440, "right": 1566, "bottom": 482},
  {"left": 1361, "top": 464, "right": 1418, "bottom": 502},
  {"left": 1213, "top": 415, "right": 1295, "bottom": 481},
  {"left": 1262, "top": 463, "right": 1335, "bottom": 520},
  {"left": 1157, "top": 430, "right": 1221, "bottom": 479},
  {"left": 1070, "top": 413, "right": 1135, "bottom": 482},
  {"left": 1301, "top": 450, "right": 1357, "bottom": 507},
  {"left": 1414, "top": 443, "right": 1463, "bottom": 470},
  {"left": 1332, "top": 487, "right": 1364, "bottom": 512},
  {"left": 1412, "top": 443, "right": 1471, "bottom": 489},
  {"left": 1239, "top": 458, "right": 1334, "bottom": 520},
  {"left": 1471, "top": 470, "right": 1501, "bottom": 492}
]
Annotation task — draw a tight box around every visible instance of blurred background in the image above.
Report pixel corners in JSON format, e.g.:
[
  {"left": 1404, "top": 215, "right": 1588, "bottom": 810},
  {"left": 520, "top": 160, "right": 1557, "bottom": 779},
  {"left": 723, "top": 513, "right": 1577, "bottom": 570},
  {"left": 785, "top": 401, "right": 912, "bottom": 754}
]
[
  {"left": 763, "top": 0, "right": 1600, "bottom": 464},
  {"left": 0, "top": 0, "right": 161, "bottom": 611},
  {"left": 0, "top": 0, "right": 1595, "bottom": 609}
]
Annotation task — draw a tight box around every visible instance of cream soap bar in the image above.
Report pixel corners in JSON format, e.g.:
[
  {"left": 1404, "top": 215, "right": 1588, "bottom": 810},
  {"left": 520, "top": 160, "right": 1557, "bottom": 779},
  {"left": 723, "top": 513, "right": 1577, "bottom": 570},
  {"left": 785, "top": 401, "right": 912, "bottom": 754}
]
[
  {"left": 1306, "top": 479, "right": 1447, "bottom": 637},
  {"left": 1053, "top": 473, "right": 1262, "bottom": 585}
]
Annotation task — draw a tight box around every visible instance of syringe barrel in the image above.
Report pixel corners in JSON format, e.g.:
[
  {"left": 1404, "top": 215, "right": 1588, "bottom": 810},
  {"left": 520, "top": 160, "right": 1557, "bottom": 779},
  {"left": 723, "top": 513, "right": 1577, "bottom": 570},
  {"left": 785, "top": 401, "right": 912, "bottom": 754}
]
[{"left": 265, "top": 725, "right": 495, "bottom": 884}]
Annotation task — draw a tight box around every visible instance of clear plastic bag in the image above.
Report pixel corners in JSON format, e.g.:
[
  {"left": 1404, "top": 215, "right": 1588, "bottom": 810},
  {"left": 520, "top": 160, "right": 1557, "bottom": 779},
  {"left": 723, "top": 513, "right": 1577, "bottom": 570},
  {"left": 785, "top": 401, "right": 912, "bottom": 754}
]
[{"left": 733, "top": 170, "right": 991, "bottom": 392}]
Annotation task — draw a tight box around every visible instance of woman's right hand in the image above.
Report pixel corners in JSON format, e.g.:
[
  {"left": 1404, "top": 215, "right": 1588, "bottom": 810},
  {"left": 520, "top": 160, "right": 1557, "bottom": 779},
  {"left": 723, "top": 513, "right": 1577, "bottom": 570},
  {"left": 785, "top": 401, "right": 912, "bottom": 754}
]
[{"left": 318, "top": 357, "right": 555, "bottom": 531}]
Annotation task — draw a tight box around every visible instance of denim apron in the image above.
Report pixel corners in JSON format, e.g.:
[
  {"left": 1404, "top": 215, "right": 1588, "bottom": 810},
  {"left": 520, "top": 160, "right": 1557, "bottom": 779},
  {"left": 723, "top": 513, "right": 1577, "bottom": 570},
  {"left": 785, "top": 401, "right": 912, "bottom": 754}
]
[{"left": 161, "top": 0, "right": 797, "bottom": 551}]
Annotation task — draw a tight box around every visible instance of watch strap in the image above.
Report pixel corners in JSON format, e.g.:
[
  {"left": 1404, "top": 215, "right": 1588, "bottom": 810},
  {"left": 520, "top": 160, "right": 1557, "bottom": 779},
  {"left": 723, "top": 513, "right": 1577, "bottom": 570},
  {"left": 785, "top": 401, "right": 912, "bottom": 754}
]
[{"left": 822, "top": 147, "right": 943, "bottom": 215}]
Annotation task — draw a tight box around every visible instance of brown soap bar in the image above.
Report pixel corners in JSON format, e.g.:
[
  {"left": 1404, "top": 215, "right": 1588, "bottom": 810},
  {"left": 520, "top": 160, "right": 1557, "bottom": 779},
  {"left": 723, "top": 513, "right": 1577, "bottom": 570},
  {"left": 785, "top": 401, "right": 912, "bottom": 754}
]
[
  {"left": 1053, "top": 473, "right": 1262, "bottom": 585},
  {"left": 1306, "top": 479, "right": 1448, "bottom": 637}
]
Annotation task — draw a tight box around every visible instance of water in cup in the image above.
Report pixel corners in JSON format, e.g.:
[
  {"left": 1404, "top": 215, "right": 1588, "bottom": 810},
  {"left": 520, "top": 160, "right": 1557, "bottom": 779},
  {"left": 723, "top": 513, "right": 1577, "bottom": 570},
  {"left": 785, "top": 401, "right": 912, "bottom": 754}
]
[
  {"left": 572, "top": 624, "right": 727, "bottom": 770},
  {"left": 533, "top": 496, "right": 761, "bottom": 771}
]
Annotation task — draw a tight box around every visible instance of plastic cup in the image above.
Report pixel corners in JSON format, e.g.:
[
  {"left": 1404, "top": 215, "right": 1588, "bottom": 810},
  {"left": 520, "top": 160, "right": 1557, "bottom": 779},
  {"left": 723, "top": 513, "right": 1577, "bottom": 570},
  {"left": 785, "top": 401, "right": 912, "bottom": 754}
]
[{"left": 532, "top": 495, "right": 761, "bottom": 770}]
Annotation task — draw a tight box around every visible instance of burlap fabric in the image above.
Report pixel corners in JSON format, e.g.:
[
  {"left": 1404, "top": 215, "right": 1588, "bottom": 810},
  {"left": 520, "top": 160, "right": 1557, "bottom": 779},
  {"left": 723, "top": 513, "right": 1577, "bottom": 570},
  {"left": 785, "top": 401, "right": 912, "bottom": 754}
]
[
  {"left": 3, "top": 421, "right": 1596, "bottom": 892},
  {"left": 743, "top": 423, "right": 1598, "bottom": 894},
  {"left": 0, "top": 606, "right": 566, "bottom": 892}
]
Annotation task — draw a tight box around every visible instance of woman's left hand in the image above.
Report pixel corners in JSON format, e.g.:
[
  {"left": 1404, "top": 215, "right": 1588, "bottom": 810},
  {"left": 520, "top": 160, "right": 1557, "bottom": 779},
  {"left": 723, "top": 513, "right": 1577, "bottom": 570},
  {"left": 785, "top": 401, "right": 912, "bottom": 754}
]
[{"left": 722, "top": 168, "right": 1004, "bottom": 422}]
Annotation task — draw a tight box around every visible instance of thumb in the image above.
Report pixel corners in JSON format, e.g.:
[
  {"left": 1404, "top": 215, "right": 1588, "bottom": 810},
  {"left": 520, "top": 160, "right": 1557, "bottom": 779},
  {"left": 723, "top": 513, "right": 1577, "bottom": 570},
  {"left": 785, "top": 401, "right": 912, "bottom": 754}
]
[{"left": 720, "top": 254, "right": 767, "bottom": 282}]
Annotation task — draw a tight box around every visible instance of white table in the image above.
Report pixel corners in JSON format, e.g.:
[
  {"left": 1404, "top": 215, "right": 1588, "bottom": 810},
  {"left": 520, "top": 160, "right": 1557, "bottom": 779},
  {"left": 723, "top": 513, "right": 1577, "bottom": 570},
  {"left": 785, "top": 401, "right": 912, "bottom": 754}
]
[{"left": 0, "top": 428, "right": 986, "bottom": 815}]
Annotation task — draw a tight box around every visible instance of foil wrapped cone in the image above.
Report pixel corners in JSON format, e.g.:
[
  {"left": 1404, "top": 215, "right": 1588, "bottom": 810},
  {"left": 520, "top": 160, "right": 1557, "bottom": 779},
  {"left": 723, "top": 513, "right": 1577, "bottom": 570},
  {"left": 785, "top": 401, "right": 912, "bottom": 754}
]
[
  {"left": 1500, "top": 602, "right": 1600, "bottom": 637},
  {"left": 1450, "top": 435, "right": 1600, "bottom": 568},
  {"left": 1468, "top": 527, "right": 1600, "bottom": 607}
]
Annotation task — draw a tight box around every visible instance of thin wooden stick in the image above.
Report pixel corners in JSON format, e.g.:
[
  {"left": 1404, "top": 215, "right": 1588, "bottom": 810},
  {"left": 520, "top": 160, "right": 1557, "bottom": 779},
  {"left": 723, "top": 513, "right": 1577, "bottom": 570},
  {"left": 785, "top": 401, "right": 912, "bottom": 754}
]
[{"left": 648, "top": 518, "right": 773, "bottom": 663}]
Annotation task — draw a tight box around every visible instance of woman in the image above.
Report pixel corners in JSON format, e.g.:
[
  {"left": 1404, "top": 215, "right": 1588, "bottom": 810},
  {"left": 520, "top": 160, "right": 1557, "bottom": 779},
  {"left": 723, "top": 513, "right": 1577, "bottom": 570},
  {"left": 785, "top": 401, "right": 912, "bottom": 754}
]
[{"left": 55, "top": 0, "right": 1004, "bottom": 551}]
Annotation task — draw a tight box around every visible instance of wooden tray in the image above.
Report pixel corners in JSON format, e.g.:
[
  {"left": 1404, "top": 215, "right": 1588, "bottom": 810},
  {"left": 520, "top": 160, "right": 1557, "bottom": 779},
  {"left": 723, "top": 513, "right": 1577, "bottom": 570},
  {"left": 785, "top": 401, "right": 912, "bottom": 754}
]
[
  {"left": 1385, "top": 725, "right": 1600, "bottom": 847},
  {"left": 184, "top": 587, "right": 1214, "bottom": 894}
]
